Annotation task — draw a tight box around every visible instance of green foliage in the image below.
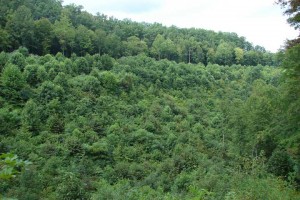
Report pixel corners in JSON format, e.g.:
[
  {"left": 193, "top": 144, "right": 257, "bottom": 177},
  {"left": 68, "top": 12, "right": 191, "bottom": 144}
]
[
  {"left": 74, "top": 57, "right": 90, "bottom": 74},
  {"left": 282, "top": 44, "right": 300, "bottom": 88},
  {"left": 8, "top": 52, "right": 26, "bottom": 70},
  {"left": 75, "top": 25, "right": 93, "bottom": 56},
  {"left": 94, "top": 29, "right": 106, "bottom": 54},
  {"left": 214, "top": 42, "right": 234, "bottom": 66},
  {"left": 92, "top": 179, "right": 174, "bottom": 200},
  {"left": 5, "top": 5, "right": 34, "bottom": 50},
  {"left": 0, "top": 51, "right": 9, "bottom": 72},
  {"left": 188, "top": 185, "right": 213, "bottom": 200},
  {"left": 53, "top": 13, "right": 75, "bottom": 55},
  {"left": 0, "top": 0, "right": 278, "bottom": 65},
  {"left": 56, "top": 172, "right": 89, "bottom": 200},
  {"left": 0, "top": 52, "right": 298, "bottom": 199},
  {"left": 23, "top": 64, "right": 44, "bottom": 87},
  {"left": 234, "top": 47, "right": 244, "bottom": 64},
  {"left": 0, "top": 1, "right": 298, "bottom": 199},
  {"left": 0, "top": 153, "right": 30, "bottom": 180},
  {"left": 33, "top": 18, "right": 54, "bottom": 55},
  {"left": 21, "top": 99, "right": 42, "bottom": 133},
  {"left": 0, "top": 28, "right": 10, "bottom": 51},
  {"left": 277, "top": 0, "right": 300, "bottom": 47},
  {"left": 37, "top": 81, "right": 64, "bottom": 103},
  {"left": 227, "top": 175, "right": 299, "bottom": 200},
  {"left": 267, "top": 148, "right": 294, "bottom": 177},
  {"left": 124, "top": 36, "right": 148, "bottom": 56},
  {"left": 1, "top": 64, "right": 26, "bottom": 101}
]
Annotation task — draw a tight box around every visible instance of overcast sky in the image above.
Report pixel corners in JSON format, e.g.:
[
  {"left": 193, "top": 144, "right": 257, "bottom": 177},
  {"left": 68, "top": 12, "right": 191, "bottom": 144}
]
[{"left": 62, "top": 0, "right": 298, "bottom": 52}]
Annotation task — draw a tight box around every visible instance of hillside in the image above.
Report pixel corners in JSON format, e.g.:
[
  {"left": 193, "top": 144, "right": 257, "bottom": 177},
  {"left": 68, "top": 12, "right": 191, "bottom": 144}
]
[
  {"left": 0, "top": 50, "right": 299, "bottom": 199},
  {"left": 0, "top": 0, "right": 300, "bottom": 199},
  {"left": 0, "top": 0, "right": 277, "bottom": 66}
]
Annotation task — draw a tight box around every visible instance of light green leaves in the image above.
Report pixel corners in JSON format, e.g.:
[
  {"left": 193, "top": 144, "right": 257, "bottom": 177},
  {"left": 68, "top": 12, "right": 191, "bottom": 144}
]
[{"left": 0, "top": 153, "right": 31, "bottom": 180}]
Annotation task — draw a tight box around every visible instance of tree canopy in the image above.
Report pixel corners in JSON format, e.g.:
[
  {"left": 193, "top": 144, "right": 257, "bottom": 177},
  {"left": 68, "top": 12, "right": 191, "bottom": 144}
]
[
  {"left": 0, "top": 0, "right": 278, "bottom": 66},
  {"left": 0, "top": 0, "right": 299, "bottom": 199}
]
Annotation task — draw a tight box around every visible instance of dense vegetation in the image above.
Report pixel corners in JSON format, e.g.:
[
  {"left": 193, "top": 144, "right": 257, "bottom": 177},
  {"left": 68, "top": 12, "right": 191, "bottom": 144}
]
[
  {"left": 0, "top": 0, "right": 278, "bottom": 66},
  {"left": 0, "top": 0, "right": 299, "bottom": 199}
]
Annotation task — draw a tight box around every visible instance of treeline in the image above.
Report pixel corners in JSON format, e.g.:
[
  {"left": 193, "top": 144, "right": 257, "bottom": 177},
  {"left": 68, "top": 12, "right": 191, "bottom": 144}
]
[
  {"left": 0, "top": 0, "right": 278, "bottom": 66},
  {"left": 0, "top": 49, "right": 299, "bottom": 199}
]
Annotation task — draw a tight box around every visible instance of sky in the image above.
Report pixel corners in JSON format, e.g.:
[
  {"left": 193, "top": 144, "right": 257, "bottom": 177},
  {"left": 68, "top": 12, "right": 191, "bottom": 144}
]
[{"left": 62, "top": 0, "right": 298, "bottom": 52}]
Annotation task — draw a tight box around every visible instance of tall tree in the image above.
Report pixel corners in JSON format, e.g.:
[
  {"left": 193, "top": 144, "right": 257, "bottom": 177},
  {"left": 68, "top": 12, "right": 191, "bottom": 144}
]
[
  {"left": 104, "top": 34, "right": 122, "bottom": 57},
  {"left": 93, "top": 29, "right": 106, "bottom": 55},
  {"left": 277, "top": 0, "right": 300, "bottom": 47},
  {"left": 161, "top": 38, "right": 178, "bottom": 61},
  {"left": 123, "top": 36, "right": 148, "bottom": 56},
  {"left": 214, "top": 42, "right": 234, "bottom": 66},
  {"left": 1, "top": 64, "right": 26, "bottom": 101},
  {"left": 234, "top": 47, "right": 244, "bottom": 64},
  {"left": 0, "top": 29, "right": 10, "bottom": 51},
  {"left": 151, "top": 34, "right": 165, "bottom": 60},
  {"left": 53, "top": 13, "right": 75, "bottom": 55},
  {"left": 243, "top": 50, "right": 262, "bottom": 66},
  {"left": 31, "top": 0, "right": 62, "bottom": 22},
  {"left": 5, "top": 5, "right": 34, "bottom": 50},
  {"left": 75, "top": 25, "right": 93, "bottom": 56},
  {"left": 34, "top": 18, "right": 54, "bottom": 55}
]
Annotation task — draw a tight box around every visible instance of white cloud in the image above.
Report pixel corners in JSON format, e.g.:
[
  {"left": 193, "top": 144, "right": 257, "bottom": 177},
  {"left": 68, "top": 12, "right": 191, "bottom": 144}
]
[
  {"left": 63, "top": 0, "right": 162, "bottom": 13},
  {"left": 62, "top": 0, "right": 298, "bottom": 52}
]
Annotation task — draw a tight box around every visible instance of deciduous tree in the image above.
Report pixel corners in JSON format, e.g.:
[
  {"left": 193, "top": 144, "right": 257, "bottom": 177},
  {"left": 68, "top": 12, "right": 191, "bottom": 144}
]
[
  {"left": 53, "top": 13, "right": 75, "bottom": 55},
  {"left": 5, "top": 5, "right": 34, "bottom": 50}
]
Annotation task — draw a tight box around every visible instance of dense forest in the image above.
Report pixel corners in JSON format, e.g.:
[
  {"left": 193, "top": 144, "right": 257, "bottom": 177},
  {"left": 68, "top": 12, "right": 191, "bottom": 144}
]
[
  {"left": 0, "top": 0, "right": 279, "bottom": 66},
  {"left": 0, "top": 0, "right": 299, "bottom": 199}
]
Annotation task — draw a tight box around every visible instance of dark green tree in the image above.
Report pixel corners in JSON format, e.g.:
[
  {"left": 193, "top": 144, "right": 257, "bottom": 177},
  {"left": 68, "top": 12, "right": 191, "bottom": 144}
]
[
  {"left": 5, "top": 5, "right": 34, "bottom": 50},
  {"left": 33, "top": 18, "right": 54, "bottom": 55},
  {"left": 1, "top": 64, "right": 26, "bottom": 101},
  {"left": 93, "top": 29, "right": 107, "bottom": 55},
  {"left": 21, "top": 99, "right": 42, "bottom": 133},
  {"left": 267, "top": 148, "right": 294, "bottom": 178},
  {"left": 75, "top": 25, "right": 93, "bottom": 56},
  {"left": 0, "top": 28, "right": 10, "bottom": 51},
  {"left": 123, "top": 36, "right": 148, "bottom": 56},
  {"left": 53, "top": 13, "right": 75, "bottom": 55},
  {"left": 151, "top": 34, "right": 165, "bottom": 60},
  {"left": 277, "top": 0, "right": 300, "bottom": 47}
]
